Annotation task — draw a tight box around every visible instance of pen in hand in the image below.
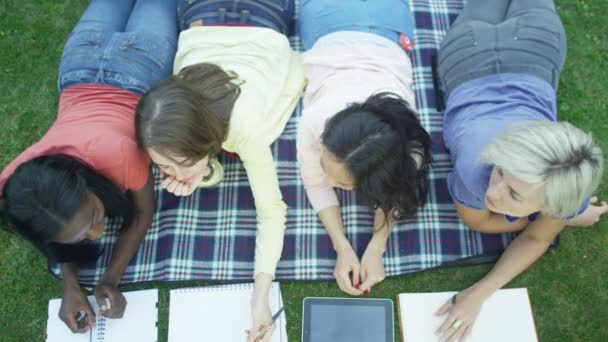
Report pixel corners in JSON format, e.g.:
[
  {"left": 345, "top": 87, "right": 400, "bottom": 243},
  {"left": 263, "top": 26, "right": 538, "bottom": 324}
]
[{"left": 253, "top": 307, "right": 284, "bottom": 342}]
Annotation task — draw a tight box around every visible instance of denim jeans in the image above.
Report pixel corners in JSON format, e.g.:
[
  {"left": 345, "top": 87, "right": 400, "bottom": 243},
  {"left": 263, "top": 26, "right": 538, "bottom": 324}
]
[
  {"left": 177, "top": 0, "right": 294, "bottom": 34},
  {"left": 58, "top": 0, "right": 178, "bottom": 95},
  {"left": 298, "top": 0, "right": 415, "bottom": 50},
  {"left": 438, "top": 0, "right": 567, "bottom": 96}
]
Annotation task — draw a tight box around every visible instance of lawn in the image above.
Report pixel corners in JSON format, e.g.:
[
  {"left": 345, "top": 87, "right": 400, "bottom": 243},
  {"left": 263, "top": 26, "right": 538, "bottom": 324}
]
[{"left": 0, "top": 0, "right": 607, "bottom": 341}]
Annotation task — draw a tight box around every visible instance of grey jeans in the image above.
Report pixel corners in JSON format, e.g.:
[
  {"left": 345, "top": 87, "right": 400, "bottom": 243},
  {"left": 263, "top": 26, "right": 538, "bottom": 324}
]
[{"left": 438, "top": 0, "right": 567, "bottom": 97}]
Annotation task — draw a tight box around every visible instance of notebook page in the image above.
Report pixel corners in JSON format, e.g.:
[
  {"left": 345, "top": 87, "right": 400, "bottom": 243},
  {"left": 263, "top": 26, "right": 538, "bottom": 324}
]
[
  {"left": 46, "top": 289, "right": 158, "bottom": 342},
  {"left": 168, "top": 282, "right": 287, "bottom": 342},
  {"left": 89, "top": 289, "right": 158, "bottom": 342},
  {"left": 398, "top": 288, "right": 537, "bottom": 342}
]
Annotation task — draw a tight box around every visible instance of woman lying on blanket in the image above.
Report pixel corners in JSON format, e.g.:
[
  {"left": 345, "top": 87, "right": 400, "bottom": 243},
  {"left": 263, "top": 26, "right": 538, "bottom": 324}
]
[
  {"left": 297, "top": 0, "right": 432, "bottom": 296},
  {"left": 437, "top": 0, "right": 605, "bottom": 340},
  {"left": 0, "top": 0, "right": 177, "bottom": 334},
  {"left": 135, "top": 1, "right": 304, "bottom": 341}
]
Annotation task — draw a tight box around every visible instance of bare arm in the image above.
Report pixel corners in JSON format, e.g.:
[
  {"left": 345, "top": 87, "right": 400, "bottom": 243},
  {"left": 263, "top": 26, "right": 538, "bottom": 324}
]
[
  {"left": 358, "top": 209, "right": 395, "bottom": 293},
  {"left": 454, "top": 201, "right": 528, "bottom": 233},
  {"left": 367, "top": 209, "right": 395, "bottom": 253},
  {"left": 319, "top": 206, "right": 364, "bottom": 296},
  {"left": 471, "top": 214, "right": 563, "bottom": 296},
  {"left": 94, "top": 173, "right": 154, "bottom": 317},
  {"left": 100, "top": 174, "right": 155, "bottom": 284},
  {"left": 59, "top": 262, "right": 96, "bottom": 332},
  {"left": 438, "top": 214, "right": 564, "bottom": 341},
  {"left": 318, "top": 206, "right": 350, "bottom": 252}
]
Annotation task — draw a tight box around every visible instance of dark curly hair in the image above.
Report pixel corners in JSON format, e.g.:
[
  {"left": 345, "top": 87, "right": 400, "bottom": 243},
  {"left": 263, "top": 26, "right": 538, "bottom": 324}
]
[
  {"left": 1, "top": 154, "right": 134, "bottom": 263},
  {"left": 321, "top": 92, "right": 432, "bottom": 222}
]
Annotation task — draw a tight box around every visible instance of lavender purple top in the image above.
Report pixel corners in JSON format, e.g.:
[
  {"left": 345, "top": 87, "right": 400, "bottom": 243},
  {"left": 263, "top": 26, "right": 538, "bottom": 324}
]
[{"left": 443, "top": 73, "right": 587, "bottom": 221}]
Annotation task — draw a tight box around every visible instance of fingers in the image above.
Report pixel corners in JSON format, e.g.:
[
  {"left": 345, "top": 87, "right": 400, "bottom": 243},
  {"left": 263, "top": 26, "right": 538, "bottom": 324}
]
[
  {"left": 161, "top": 176, "right": 175, "bottom": 190},
  {"left": 246, "top": 322, "right": 275, "bottom": 342},
  {"left": 435, "top": 299, "right": 452, "bottom": 316},
  {"left": 162, "top": 177, "right": 198, "bottom": 196},
  {"left": 462, "top": 325, "right": 473, "bottom": 341},
  {"left": 105, "top": 292, "right": 127, "bottom": 318},
  {"left": 446, "top": 322, "right": 468, "bottom": 342},
  {"left": 82, "top": 306, "right": 96, "bottom": 331},
  {"left": 61, "top": 305, "right": 96, "bottom": 333},
  {"left": 351, "top": 263, "right": 361, "bottom": 288},
  {"left": 437, "top": 310, "right": 458, "bottom": 334},
  {"left": 335, "top": 271, "right": 362, "bottom": 296},
  {"left": 96, "top": 289, "right": 127, "bottom": 318},
  {"left": 161, "top": 177, "right": 195, "bottom": 197}
]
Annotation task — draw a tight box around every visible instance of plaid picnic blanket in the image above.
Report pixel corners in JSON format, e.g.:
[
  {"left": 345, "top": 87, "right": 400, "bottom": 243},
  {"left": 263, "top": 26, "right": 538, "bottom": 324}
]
[{"left": 49, "top": 0, "right": 513, "bottom": 286}]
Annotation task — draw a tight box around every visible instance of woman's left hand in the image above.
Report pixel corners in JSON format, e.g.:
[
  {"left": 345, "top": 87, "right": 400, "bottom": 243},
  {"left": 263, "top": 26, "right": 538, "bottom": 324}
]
[
  {"left": 94, "top": 281, "right": 127, "bottom": 318},
  {"left": 435, "top": 287, "right": 486, "bottom": 342},
  {"left": 358, "top": 246, "right": 386, "bottom": 294}
]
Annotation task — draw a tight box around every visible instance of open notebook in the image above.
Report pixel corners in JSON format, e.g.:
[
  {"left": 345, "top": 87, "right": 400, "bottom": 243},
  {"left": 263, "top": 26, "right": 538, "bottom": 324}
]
[
  {"left": 168, "top": 282, "right": 287, "bottom": 342},
  {"left": 398, "top": 288, "right": 538, "bottom": 342},
  {"left": 46, "top": 289, "right": 158, "bottom": 342}
]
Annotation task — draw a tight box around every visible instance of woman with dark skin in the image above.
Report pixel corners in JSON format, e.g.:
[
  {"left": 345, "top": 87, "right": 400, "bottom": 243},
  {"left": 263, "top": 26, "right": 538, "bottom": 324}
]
[{"left": 0, "top": 0, "right": 177, "bottom": 333}]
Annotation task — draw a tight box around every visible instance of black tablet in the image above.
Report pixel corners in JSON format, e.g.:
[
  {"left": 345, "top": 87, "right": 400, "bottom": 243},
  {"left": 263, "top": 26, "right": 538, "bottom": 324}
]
[{"left": 302, "top": 297, "right": 394, "bottom": 342}]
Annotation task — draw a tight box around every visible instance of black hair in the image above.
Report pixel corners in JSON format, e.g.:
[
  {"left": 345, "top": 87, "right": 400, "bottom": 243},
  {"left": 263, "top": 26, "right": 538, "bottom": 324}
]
[
  {"left": 321, "top": 92, "right": 432, "bottom": 222},
  {"left": 0, "top": 154, "right": 134, "bottom": 263}
]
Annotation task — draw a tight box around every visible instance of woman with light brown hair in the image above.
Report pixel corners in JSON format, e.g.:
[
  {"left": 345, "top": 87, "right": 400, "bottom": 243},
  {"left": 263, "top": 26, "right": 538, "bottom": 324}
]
[{"left": 135, "top": 1, "right": 304, "bottom": 341}]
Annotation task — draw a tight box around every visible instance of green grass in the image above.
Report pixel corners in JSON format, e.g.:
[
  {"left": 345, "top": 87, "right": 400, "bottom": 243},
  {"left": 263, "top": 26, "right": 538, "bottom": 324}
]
[{"left": 0, "top": 0, "right": 607, "bottom": 341}]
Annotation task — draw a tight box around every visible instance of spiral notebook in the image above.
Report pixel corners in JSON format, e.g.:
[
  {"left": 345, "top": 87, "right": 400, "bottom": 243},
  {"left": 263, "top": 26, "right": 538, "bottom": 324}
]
[
  {"left": 397, "top": 288, "right": 538, "bottom": 342},
  {"left": 45, "top": 289, "right": 158, "bottom": 342},
  {"left": 168, "top": 282, "right": 287, "bottom": 342}
]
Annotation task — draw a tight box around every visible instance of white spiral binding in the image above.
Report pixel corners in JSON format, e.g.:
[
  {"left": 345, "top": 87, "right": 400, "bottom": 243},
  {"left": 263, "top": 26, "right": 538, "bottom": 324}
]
[
  {"left": 95, "top": 316, "right": 107, "bottom": 341},
  {"left": 174, "top": 283, "right": 254, "bottom": 294}
]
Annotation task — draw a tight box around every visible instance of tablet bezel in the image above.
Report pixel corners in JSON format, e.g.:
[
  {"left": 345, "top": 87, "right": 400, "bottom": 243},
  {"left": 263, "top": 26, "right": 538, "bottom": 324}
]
[{"left": 301, "top": 297, "right": 394, "bottom": 342}]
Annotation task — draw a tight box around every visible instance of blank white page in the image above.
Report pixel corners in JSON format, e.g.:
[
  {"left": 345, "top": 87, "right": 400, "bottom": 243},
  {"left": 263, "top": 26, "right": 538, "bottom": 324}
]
[
  {"left": 168, "top": 282, "right": 287, "bottom": 342},
  {"left": 398, "top": 288, "right": 538, "bottom": 342},
  {"left": 46, "top": 289, "right": 158, "bottom": 342}
]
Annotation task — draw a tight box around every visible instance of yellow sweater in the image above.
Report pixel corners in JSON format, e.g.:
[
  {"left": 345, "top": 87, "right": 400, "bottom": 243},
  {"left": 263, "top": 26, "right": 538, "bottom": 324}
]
[{"left": 174, "top": 26, "right": 306, "bottom": 276}]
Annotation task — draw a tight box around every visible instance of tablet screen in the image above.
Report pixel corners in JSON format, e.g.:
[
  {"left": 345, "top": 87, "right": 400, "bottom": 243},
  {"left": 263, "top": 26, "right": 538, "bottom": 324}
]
[{"left": 303, "top": 298, "right": 393, "bottom": 342}]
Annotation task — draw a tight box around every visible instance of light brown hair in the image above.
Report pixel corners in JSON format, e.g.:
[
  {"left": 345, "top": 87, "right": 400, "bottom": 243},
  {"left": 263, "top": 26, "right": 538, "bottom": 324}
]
[{"left": 135, "top": 63, "right": 241, "bottom": 164}]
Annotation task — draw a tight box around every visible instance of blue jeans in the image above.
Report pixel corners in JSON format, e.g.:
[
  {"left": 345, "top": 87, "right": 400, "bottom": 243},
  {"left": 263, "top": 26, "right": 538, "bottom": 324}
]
[
  {"left": 298, "top": 0, "right": 414, "bottom": 50},
  {"left": 177, "top": 0, "right": 294, "bottom": 34},
  {"left": 438, "top": 0, "right": 566, "bottom": 95},
  {"left": 58, "top": 0, "right": 178, "bottom": 95}
]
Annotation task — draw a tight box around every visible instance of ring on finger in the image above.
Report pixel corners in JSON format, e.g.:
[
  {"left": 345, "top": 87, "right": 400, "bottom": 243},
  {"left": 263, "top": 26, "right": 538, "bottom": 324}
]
[{"left": 451, "top": 319, "right": 463, "bottom": 329}]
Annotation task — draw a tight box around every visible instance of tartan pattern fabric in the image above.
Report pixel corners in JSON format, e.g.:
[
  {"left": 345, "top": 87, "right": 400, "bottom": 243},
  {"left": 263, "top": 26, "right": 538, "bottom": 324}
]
[{"left": 49, "top": 0, "right": 513, "bottom": 286}]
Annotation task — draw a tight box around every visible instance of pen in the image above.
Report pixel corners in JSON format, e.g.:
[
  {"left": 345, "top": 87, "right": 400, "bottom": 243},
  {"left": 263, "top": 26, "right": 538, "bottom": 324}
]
[
  {"left": 253, "top": 307, "right": 285, "bottom": 342},
  {"left": 75, "top": 310, "right": 93, "bottom": 340}
]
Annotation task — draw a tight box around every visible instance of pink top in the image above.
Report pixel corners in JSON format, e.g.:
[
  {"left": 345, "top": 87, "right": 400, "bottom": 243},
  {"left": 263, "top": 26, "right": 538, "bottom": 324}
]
[
  {"left": 297, "top": 31, "right": 417, "bottom": 212},
  {"left": 0, "top": 84, "right": 150, "bottom": 193}
]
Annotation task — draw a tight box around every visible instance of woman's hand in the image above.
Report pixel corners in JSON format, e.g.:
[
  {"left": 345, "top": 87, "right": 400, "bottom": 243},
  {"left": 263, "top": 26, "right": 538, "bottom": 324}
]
[
  {"left": 246, "top": 273, "right": 274, "bottom": 342},
  {"left": 94, "top": 280, "right": 127, "bottom": 318},
  {"left": 59, "top": 284, "right": 96, "bottom": 333},
  {"left": 565, "top": 196, "right": 608, "bottom": 227},
  {"left": 334, "top": 245, "right": 364, "bottom": 296},
  {"left": 247, "top": 295, "right": 273, "bottom": 342},
  {"left": 358, "top": 246, "right": 385, "bottom": 294},
  {"left": 160, "top": 174, "right": 197, "bottom": 197},
  {"left": 435, "top": 287, "right": 487, "bottom": 342}
]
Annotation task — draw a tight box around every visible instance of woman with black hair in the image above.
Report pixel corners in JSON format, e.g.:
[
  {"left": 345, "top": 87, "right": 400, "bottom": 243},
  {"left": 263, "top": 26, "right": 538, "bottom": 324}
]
[
  {"left": 0, "top": 0, "right": 177, "bottom": 333},
  {"left": 297, "top": 0, "right": 432, "bottom": 296}
]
